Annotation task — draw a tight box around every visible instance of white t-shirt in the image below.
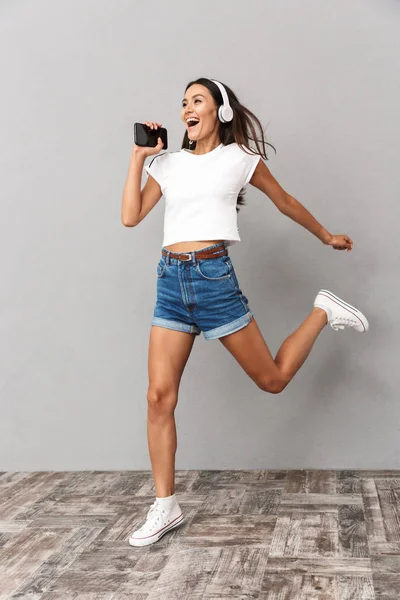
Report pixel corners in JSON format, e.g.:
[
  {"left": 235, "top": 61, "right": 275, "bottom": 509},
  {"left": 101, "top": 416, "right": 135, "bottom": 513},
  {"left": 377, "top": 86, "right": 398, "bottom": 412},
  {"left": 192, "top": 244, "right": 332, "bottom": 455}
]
[{"left": 144, "top": 142, "right": 261, "bottom": 248}]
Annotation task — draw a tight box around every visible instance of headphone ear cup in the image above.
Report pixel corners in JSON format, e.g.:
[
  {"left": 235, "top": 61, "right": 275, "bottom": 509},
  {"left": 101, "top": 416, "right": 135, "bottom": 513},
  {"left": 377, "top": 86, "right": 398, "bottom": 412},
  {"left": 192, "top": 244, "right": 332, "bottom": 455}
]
[
  {"left": 222, "top": 105, "right": 233, "bottom": 122},
  {"left": 218, "top": 104, "right": 233, "bottom": 123}
]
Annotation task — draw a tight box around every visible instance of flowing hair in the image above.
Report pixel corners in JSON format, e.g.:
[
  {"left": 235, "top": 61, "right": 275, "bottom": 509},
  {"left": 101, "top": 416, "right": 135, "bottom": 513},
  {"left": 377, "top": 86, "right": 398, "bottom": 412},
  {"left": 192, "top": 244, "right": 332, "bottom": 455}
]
[{"left": 181, "top": 77, "right": 277, "bottom": 212}]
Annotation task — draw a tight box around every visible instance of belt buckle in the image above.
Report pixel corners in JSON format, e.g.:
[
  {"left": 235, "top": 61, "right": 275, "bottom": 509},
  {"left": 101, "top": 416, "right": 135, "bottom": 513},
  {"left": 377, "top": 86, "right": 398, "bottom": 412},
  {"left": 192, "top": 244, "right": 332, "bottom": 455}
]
[{"left": 180, "top": 252, "right": 192, "bottom": 261}]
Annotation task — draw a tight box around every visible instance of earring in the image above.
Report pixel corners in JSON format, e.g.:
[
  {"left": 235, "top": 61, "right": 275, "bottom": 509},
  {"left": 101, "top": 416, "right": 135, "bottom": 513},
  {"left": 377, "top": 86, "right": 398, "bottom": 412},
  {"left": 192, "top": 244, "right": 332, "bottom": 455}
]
[{"left": 189, "top": 139, "right": 194, "bottom": 146}]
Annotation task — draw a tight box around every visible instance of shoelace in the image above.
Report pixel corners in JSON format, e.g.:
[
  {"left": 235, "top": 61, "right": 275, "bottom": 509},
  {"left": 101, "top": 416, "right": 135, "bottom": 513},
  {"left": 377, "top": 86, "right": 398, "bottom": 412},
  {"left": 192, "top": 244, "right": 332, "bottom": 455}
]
[
  {"left": 138, "top": 501, "right": 166, "bottom": 532},
  {"left": 329, "top": 317, "right": 357, "bottom": 330}
]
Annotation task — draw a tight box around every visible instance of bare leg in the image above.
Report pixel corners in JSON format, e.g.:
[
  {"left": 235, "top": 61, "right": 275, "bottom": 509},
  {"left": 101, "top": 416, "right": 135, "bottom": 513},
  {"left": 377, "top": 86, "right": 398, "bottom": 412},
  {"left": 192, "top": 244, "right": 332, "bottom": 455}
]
[
  {"left": 274, "top": 307, "right": 328, "bottom": 382},
  {"left": 147, "top": 395, "right": 177, "bottom": 497},
  {"left": 219, "top": 307, "right": 328, "bottom": 393},
  {"left": 146, "top": 326, "right": 197, "bottom": 497}
]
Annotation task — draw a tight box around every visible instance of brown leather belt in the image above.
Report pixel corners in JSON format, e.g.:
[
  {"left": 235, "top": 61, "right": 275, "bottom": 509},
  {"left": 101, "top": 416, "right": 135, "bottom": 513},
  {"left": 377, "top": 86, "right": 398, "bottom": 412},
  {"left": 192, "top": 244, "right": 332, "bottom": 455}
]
[{"left": 161, "top": 243, "right": 227, "bottom": 261}]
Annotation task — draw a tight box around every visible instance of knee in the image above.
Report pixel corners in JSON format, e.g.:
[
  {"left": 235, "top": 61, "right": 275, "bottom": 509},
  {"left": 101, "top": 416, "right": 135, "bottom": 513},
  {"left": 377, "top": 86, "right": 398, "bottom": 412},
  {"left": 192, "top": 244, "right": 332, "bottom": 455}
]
[
  {"left": 146, "top": 387, "right": 176, "bottom": 416},
  {"left": 259, "top": 376, "right": 289, "bottom": 395}
]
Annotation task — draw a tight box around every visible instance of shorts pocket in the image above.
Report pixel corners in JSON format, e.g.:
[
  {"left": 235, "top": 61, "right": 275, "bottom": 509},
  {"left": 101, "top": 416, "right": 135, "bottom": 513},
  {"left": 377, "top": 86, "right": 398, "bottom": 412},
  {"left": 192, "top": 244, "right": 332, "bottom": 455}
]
[
  {"left": 157, "top": 257, "right": 167, "bottom": 278},
  {"left": 196, "top": 256, "right": 232, "bottom": 280}
]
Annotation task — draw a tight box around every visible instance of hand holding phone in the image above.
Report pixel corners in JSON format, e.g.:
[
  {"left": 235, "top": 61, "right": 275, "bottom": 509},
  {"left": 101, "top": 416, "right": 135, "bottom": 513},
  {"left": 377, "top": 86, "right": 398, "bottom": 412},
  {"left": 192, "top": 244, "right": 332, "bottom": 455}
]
[{"left": 133, "top": 121, "right": 168, "bottom": 158}]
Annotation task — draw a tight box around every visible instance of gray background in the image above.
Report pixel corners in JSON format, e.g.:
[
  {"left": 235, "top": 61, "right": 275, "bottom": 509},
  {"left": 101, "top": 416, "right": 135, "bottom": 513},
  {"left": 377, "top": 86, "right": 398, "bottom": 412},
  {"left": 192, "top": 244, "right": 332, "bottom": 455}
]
[{"left": 1, "top": 0, "right": 398, "bottom": 471}]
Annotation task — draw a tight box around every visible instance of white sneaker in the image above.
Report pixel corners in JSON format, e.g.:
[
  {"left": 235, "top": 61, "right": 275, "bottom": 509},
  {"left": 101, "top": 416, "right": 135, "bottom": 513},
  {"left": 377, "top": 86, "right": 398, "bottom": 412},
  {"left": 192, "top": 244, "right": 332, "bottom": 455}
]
[
  {"left": 314, "top": 289, "right": 369, "bottom": 332},
  {"left": 128, "top": 499, "right": 185, "bottom": 547}
]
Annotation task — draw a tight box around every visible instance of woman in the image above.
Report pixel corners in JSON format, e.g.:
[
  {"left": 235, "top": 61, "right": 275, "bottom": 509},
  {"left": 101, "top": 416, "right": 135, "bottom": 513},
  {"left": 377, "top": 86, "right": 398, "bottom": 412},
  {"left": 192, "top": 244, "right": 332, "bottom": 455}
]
[{"left": 121, "top": 77, "right": 369, "bottom": 547}]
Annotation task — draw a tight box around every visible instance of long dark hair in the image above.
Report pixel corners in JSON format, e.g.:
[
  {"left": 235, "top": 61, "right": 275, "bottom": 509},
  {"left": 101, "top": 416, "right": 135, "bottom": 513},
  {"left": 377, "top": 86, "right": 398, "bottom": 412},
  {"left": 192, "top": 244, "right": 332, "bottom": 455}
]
[{"left": 181, "top": 77, "right": 277, "bottom": 213}]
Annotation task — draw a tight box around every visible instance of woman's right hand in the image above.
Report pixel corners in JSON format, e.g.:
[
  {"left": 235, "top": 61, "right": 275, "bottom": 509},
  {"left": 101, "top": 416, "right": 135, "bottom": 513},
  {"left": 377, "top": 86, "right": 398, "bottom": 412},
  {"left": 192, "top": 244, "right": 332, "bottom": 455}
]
[{"left": 133, "top": 121, "right": 164, "bottom": 158}]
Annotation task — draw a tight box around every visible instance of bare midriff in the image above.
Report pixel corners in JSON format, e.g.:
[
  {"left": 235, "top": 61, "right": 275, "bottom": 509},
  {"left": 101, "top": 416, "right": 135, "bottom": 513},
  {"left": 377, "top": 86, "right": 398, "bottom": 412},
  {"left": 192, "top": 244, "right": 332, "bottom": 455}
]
[{"left": 164, "top": 240, "right": 225, "bottom": 253}]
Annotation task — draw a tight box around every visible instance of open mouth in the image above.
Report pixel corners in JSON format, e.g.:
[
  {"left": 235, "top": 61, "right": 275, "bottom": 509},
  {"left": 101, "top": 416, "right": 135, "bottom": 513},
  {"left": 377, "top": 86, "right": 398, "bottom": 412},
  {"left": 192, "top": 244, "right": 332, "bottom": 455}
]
[{"left": 187, "top": 119, "right": 200, "bottom": 129}]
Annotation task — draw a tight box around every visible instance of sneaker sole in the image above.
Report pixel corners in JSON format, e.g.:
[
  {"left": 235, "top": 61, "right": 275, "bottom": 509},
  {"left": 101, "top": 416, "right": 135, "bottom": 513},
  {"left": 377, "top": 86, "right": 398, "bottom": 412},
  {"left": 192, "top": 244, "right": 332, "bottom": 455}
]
[
  {"left": 317, "top": 289, "right": 369, "bottom": 332},
  {"left": 128, "top": 513, "right": 185, "bottom": 547}
]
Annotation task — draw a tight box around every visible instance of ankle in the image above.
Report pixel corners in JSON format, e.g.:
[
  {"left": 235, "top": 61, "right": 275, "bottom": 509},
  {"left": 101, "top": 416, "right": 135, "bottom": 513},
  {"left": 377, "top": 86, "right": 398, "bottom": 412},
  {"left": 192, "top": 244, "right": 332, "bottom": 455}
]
[
  {"left": 313, "top": 306, "right": 328, "bottom": 325},
  {"left": 156, "top": 491, "right": 175, "bottom": 498},
  {"left": 156, "top": 492, "right": 177, "bottom": 509}
]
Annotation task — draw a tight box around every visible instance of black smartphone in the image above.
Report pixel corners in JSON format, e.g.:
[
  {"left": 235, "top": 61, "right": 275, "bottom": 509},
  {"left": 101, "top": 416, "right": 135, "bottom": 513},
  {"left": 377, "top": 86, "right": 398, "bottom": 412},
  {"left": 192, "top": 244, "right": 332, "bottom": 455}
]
[{"left": 133, "top": 122, "right": 168, "bottom": 150}]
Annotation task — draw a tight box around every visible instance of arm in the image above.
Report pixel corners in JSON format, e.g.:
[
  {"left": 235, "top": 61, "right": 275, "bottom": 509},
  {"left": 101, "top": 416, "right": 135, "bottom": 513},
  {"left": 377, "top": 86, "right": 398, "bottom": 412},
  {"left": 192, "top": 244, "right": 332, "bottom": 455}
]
[
  {"left": 121, "top": 150, "right": 145, "bottom": 226},
  {"left": 281, "top": 195, "right": 332, "bottom": 244},
  {"left": 249, "top": 160, "right": 332, "bottom": 244},
  {"left": 121, "top": 150, "right": 163, "bottom": 227}
]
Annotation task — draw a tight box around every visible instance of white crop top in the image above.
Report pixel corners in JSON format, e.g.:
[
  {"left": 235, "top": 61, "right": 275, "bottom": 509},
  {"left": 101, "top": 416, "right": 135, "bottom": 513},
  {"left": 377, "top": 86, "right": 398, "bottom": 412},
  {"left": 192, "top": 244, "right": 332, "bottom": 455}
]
[{"left": 144, "top": 142, "right": 261, "bottom": 247}]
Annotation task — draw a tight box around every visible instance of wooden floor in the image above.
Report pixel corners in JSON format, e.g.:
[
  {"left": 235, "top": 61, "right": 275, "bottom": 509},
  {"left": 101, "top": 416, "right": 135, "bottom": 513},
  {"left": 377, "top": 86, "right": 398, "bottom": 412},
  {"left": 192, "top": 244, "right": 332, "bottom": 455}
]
[{"left": 1, "top": 470, "right": 400, "bottom": 599}]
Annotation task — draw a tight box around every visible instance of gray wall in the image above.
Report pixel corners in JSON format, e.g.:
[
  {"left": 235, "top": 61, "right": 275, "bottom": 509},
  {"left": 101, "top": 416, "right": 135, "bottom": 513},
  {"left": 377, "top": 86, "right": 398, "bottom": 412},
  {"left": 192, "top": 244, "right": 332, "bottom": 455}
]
[{"left": 1, "top": 0, "right": 399, "bottom": 471}]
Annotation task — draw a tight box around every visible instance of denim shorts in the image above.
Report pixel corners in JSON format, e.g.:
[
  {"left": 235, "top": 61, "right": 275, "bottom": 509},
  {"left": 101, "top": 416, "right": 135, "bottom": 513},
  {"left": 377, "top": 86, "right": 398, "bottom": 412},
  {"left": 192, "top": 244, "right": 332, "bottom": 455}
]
[{"left": 152, "top": 242, "right": 254, "bottom": 340}]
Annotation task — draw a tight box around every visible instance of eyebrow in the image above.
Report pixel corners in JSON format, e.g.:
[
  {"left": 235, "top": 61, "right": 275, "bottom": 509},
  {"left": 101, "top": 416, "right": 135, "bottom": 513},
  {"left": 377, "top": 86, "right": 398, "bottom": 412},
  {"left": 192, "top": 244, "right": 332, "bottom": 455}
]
[{"left": 181, "top": 93, "right": 205, "bottom": 102}]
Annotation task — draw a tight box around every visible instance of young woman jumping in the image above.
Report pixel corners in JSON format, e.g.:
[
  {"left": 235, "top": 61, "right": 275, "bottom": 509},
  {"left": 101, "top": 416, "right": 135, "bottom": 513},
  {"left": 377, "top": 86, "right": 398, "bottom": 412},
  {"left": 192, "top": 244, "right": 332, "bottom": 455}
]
[{"left": 121, "top": 77, "right": 369, "bottom": 547}]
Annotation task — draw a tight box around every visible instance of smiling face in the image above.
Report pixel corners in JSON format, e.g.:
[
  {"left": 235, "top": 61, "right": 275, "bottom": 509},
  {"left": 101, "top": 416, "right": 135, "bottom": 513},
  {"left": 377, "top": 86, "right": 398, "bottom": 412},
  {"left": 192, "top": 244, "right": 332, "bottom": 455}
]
[{"left": 181, "top": 84, "right": 220, "bottom": 146}]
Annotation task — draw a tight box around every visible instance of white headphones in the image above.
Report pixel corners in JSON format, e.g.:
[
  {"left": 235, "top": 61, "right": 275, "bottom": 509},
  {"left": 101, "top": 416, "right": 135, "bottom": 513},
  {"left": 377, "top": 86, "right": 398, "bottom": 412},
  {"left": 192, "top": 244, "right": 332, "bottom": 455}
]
[{"left": 209, "top": 79, "right": 234, "bottom": 123}]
